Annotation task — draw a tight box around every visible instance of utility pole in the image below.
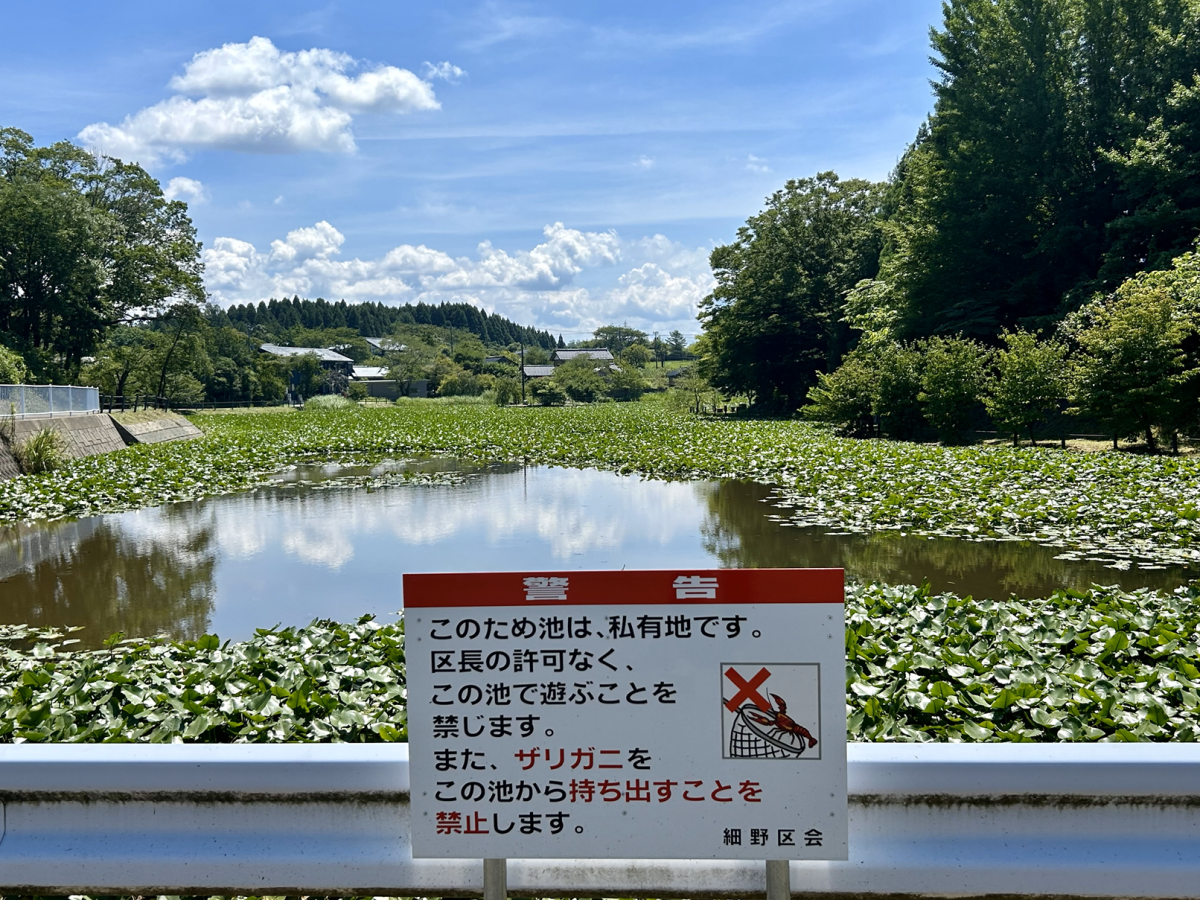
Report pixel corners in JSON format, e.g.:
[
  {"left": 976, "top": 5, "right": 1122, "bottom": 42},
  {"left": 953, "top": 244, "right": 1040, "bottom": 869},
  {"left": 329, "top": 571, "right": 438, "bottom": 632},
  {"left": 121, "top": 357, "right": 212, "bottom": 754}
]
[{"left": 520, "top": 341, "right": 526, "bottom": 404}]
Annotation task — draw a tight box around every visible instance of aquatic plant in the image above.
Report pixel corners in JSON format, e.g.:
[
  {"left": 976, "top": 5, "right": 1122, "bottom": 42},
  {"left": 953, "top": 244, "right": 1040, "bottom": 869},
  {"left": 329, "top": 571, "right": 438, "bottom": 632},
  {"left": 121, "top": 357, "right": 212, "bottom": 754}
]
[{"left": 4, "top": 581, "right": 1200, "bottom": 743}]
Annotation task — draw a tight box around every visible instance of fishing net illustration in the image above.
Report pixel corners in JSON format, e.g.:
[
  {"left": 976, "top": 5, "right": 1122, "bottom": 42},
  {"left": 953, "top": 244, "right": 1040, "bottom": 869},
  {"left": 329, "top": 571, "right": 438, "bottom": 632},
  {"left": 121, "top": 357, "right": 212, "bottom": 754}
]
[{"left": 727, "top": 703, "right": 808, "bottom": 759}]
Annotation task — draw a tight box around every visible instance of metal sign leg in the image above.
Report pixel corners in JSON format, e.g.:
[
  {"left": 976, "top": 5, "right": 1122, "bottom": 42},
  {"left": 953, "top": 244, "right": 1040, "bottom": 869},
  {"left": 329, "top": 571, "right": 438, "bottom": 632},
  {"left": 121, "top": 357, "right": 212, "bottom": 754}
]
[
  {"left": 484, "top": 857, "right": 507, "bottom": 900},
  {"left": 766, "top": 859, "right": 791, "bottom": 900}
]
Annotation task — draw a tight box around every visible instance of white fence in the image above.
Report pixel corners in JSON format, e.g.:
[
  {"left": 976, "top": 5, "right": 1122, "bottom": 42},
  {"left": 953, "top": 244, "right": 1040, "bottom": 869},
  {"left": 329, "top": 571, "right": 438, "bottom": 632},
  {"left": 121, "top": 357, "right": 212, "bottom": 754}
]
[
  {"left": 0, "top": 384, "right": 99, "bottom": 417},
  {"left": 1, "top": 743, "right": 1198, "bottom": 898}
]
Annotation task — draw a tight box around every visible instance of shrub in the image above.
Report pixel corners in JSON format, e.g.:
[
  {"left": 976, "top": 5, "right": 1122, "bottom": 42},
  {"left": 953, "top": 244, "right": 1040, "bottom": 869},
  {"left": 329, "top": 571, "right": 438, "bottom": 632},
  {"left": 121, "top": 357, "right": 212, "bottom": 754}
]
[
  {"left": 304, "top": 394, "right": 353, "bottom": 410},
  {"left": 875, "top": 343, "right": 925, "bottom": 440},
  {"left": 346, "top": 382, "right": 369, "bottom": 402},
  {"left": 552, "top": 357, "right": 606, "bottom": 402},
  {"left": 0, "top": 345, "right": 27, "bottom": 384},
  {"left": 803, "top": 349, "right": 879, "bottom": 436},
  {"left": 493, "top": 376, "right": 521, "bottom": 406},
  {"left": 530, "top": 379, "right": 567, "bottom": 406},
  {"left": 15, "top": 427, "right": 66, "bottom": 474}
]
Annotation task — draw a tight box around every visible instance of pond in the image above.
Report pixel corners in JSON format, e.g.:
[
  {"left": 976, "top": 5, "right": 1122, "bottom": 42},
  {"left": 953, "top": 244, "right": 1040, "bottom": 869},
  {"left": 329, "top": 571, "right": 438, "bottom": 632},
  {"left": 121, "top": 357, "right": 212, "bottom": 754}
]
[{"left": 1, "top": 459, "right": 1192, "bottom": 647}]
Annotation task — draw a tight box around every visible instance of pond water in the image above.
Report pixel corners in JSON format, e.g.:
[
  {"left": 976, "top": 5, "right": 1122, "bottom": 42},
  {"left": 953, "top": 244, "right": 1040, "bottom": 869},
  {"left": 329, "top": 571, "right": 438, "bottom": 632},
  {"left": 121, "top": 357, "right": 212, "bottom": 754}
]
[{"left": 1, "top": 459, "right": 1192, "bottom": 647}]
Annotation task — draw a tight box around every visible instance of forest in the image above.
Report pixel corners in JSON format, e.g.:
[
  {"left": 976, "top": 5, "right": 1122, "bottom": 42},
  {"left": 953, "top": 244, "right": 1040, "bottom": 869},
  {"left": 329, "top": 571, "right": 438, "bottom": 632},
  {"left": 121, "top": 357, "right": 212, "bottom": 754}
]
[{"left": 699, "top": 0, "right": 1200, "bottom": 448}]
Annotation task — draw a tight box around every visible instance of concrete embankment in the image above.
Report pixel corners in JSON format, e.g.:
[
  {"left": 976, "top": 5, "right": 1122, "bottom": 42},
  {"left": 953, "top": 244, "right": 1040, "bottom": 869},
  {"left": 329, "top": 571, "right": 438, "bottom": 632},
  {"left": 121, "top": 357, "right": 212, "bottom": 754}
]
[
  {"left": 109, "top": 410, "right": 203, "bottom": 445},
  {"left": 0, "top": 410, "right": 201, "bottom": 480}
]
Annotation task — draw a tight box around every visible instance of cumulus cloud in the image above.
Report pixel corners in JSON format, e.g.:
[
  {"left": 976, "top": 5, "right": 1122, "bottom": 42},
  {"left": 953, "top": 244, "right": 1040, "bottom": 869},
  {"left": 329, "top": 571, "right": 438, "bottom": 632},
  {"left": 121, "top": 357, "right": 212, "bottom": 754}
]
[
  {"left": 78, "top": 36, "right": 446, "bottom": 165},
  {"left": 162, "top": 176, "right": 207, "bottom": 203},
  {"left": 203, "top": 221, "right": 712, "bottom": 334}
]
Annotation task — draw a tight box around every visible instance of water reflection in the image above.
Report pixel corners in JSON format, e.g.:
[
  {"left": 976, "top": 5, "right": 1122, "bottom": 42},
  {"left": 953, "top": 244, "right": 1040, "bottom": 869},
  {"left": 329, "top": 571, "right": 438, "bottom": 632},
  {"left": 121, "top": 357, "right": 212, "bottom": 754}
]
[
  {"left": 0, "top": 462, "right": 1192, "bottom": 647},
  {"left": 698, "top": 481, "right": 1190, "bottom": 599}
]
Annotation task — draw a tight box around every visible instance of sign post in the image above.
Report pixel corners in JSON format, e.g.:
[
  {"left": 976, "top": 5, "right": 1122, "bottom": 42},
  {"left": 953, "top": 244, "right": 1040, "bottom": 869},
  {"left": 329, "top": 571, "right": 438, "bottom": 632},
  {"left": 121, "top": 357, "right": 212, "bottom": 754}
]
[{"left": 405, "top": 568, "right": 846, "bottom": 893}]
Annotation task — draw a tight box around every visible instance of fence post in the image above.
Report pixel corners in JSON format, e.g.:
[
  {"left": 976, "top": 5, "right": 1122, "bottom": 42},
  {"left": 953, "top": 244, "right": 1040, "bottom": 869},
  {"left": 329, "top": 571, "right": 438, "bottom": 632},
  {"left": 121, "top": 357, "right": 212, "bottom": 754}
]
[
  {"left": 483, "top": 858, "right": 507, "bottom": 900},
  {"left": 766, "top": 859, "right": 790, "bottom": 900}
]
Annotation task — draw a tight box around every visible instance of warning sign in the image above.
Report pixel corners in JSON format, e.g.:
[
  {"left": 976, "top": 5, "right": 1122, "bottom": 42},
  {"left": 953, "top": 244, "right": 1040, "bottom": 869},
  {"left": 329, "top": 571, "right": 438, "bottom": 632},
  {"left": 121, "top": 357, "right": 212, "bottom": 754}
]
[{"left": 404, "top": 568, "right": 846, "bottom": 860}]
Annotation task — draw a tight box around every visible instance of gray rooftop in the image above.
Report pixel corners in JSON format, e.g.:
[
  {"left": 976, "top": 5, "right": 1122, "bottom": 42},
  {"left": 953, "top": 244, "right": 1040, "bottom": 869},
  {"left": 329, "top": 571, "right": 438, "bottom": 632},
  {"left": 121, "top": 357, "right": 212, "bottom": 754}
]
[
  {"left": 523, "top": 365, "right": 556, "bottom": 378},
  {"left": 259, "top": 344, "right": 353, "bottom": 363},
  {"left": 552, "top": 348, "right": 614, "bottom": 362}
]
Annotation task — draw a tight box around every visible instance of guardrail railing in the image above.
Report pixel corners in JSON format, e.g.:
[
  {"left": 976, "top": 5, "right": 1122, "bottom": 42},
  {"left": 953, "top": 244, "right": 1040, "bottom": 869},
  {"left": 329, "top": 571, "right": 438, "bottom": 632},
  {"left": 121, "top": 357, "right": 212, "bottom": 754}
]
[
  {"left": 0, "top": 384, "right": 99, "bottom": 418},
  {"left": 1, "top": 743, "right": 1197, "bottom": 898}
]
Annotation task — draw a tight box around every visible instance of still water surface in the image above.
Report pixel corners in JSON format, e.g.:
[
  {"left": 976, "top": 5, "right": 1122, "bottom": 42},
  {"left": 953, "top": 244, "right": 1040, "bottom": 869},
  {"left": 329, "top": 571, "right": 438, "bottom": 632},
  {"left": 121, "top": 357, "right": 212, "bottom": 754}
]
[{"left": 0, "top": 459, "right": 1191, "bottom": 647}]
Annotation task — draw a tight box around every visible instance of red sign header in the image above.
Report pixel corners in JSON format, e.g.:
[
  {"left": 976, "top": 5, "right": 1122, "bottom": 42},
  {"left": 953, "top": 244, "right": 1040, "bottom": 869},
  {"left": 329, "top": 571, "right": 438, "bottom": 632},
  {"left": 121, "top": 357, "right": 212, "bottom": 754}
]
[{"left": 403, "top": 568, "right": 842, "bottom": 608}]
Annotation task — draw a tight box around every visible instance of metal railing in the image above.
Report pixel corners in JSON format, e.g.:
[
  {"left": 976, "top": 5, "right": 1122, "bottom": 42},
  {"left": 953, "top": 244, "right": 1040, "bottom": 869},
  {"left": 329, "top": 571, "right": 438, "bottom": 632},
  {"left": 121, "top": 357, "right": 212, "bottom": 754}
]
[
  {"left": 99, "top": 394, "right": 170, "bottom": 413},
  {"left": 0, "top": 384, "right": 99, "bottom": 418},
  {"left": 1, "top": 743, "right": 1198, "bottom": 898}
]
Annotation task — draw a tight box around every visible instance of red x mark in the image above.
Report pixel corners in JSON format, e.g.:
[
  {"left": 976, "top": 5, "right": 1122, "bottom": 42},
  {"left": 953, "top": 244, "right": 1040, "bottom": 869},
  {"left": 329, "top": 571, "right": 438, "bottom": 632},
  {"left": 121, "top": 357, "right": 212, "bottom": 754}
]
[{"left": 724, "top": 666, "right": 771, "bottom": 713}]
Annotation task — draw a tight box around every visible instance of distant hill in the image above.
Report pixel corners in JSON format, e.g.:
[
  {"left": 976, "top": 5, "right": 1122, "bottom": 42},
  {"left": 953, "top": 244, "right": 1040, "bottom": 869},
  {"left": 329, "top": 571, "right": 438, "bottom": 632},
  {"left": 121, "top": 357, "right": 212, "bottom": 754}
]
[{"left": 218, "top": 296, "right": 560, "bottom": 350}]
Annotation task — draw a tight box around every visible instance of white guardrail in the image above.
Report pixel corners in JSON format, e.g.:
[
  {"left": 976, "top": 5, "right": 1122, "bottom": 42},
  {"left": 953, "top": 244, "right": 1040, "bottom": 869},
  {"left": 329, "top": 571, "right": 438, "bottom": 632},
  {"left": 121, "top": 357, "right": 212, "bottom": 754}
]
[
  {"left": 0, "top": 384, "right": 99, "bottom": 417},
  {"left": 2, "top": 744, "right": 1199, "bottom": 898}
]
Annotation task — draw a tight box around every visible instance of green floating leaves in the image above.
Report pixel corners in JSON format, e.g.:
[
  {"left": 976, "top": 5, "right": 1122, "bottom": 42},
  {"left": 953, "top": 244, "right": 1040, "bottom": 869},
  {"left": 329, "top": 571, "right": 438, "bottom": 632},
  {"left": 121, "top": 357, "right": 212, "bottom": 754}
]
[
  {"left": 0, "top": 616, "right": 407, "bottom": 743},
  {"left": 4, "top": 581, "right": 1200, "bottom": 743},
  {"left": 845, "top": 580, "right": 1200, "bottom": 742}
]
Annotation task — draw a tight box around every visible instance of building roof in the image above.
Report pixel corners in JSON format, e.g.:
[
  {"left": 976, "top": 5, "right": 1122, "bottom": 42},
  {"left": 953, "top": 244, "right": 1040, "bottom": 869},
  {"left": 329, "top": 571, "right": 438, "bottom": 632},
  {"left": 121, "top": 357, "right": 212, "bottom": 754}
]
[
  {"left": 352, "top": 366, "right": 389, "bottom": 379},
  {"left": 523, "top": 365, "right": 556, "bottom": 378},
  {"left": 260, "top": 344, "right": 353, "bottom": 363},
  {"left": 363, "top": 337, "right": 405, "bottom": 351},
  {"left": 484, "top": 355, "right": 513, "bottom": 364},
  {"left": 552, "top": 348, "right": 614, "bottom": 362}
]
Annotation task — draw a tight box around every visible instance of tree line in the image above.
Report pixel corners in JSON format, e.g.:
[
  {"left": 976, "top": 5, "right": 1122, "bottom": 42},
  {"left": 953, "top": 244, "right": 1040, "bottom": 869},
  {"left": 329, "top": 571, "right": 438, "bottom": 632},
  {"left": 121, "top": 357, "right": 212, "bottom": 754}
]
[{"left": 699, "top": 0, "right": 1200, "bottom": 449}]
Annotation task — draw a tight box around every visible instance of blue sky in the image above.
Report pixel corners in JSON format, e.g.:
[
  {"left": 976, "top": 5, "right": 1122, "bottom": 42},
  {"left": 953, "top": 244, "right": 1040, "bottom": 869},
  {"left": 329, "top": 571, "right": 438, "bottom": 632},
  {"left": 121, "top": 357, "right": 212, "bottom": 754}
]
[{"left": 2, "top": 1, "right": 944, "bottom": 339}]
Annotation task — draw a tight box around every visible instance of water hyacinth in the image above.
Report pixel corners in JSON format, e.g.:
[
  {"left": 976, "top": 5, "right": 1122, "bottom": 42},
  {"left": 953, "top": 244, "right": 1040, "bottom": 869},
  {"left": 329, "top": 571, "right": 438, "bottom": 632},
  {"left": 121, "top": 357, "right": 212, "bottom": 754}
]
[
  {"left": 4, "top": 583, "right": 1199, "bottom": 743},
  {"left": 1, "top": 404, "right": 1198, "bottom": 568}
]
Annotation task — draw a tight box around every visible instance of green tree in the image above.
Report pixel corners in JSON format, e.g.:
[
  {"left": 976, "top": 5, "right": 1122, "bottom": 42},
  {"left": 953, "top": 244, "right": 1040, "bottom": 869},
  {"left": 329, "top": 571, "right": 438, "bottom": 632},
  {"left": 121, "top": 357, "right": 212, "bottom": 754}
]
[
  {"left": 699, "top": 172, "right": 884, "bottom": 411},
  {"left": 0, "top": 344, "right": 27, "bottom": 383},
  {"left": 918, "top": 336, "right": 991, "bottom": 444},
  {"left": 875, "top": 343, "right": 926, "bottom": 440},
  {"left": 621, "top": 343, "right": 653, "bottom": 368},
  {"left": 984, "top": 330, "right": 1068, "bottom": 445},
  {"left": 552, "top": 356, "right": 607, "bottom": 403},
  {"left": 803, "top": 349, "right": 880, "bottom": 436},
  {"left": 529, "top": 379, "right": 567, "bottom": 406},
  {"left": 591, "top": 324, "right": 647, "bottom": 354},
  {"left": 493, "top": 376, "right": 521, "bottom": 406},
  {"left": 1070, "top": 279, "right": 1194, "bottom": 451},
  {"left": 0, "top": 129, "right": 204, "bottom": 379},
  {"left": 607, "top": 365, "right": 648, "bottom": 402}
]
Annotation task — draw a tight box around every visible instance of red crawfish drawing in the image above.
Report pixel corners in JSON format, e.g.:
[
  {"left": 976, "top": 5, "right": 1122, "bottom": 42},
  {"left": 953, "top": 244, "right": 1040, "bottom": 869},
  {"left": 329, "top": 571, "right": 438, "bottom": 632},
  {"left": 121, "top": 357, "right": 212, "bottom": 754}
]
[{"left": 747, "top": 693, "right": 818, "bottom": 751}]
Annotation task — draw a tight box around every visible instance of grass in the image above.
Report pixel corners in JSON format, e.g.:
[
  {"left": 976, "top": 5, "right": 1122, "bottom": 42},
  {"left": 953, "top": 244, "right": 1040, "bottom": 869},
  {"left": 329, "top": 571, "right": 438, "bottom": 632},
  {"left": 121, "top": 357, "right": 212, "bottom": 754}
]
[
  {"left": 5, "top": 580, "right": 1199, "bottom": 743},
  {"left": 0, "top": 402, "right": 1197, "bottom": 568}
]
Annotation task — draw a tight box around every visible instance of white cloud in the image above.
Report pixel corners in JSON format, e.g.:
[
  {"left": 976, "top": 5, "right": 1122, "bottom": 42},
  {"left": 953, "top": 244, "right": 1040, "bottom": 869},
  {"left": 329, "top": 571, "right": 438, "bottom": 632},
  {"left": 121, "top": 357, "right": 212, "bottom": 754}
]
[
  {"left": 162, "top": 176, "right": 207, "bottom": 203},
  {"left": 746, "top": 154, "right": 772, "bottom": 174},
  {"left": 78, "top": 36, "right": 445, "bottom": 165},
  {"left": 423, "top": 61, "right": 466, "bottom": 82},
  {"left": 636, "top": 155, "right": 655, "bottom": 169},
  {"left": 203, "top": 221, "right": 712, "bottom": 334}
]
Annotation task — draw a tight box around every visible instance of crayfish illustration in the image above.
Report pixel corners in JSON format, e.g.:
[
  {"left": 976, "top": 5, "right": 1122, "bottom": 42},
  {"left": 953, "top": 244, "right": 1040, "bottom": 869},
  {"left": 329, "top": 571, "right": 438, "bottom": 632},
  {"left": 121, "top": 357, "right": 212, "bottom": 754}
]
[{"left": 747, "top": 694, "right": 818, "bottom": 751}]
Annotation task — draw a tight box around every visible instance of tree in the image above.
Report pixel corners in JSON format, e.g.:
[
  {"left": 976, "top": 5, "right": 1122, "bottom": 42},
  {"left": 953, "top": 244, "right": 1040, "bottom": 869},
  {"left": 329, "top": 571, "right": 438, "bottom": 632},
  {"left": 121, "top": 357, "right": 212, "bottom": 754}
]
[
  {"left": 918, "top": 336, "right": 991, "bottom": 444},
  {"left": 1070, "top": 278, "right": 1194, "bottom": 451},
  {"left": 530, "top": 379, "right": 567, "bottom": 406},
  {"left": 0, "top": 344, "right": 26, "bottom": 383},
  {"left": 621, "top": 343, "right": 653, "bottom": 368},
  {"left": 289, "top": 353, "right": 327, "bottom": 399},
  {"left": 493, "top": 376, "right": 521, "bottom": 406},
  {"left": 607, "top": 365, "right": 648, "bottom": 402},
  {"left": 875, "top": 343, "right": 925, "bottom": 440},
  {"left": 803, "top": 349, "right": 879, "bottom": 436},
  {"left": 667, "top": 330, "right": 688, "bottom": 358},
  {"left": 984, "top": 330, "right": 1068, "bottom": 445},
  {"left": 386, "top": 340, "right": 436, "bottom": 396},
  {"left": 699, "top": 173, "right": 885, "bottom": 411},
  {"left": 552, "top": 356, "right": 606, "bottom": 403},
  {"left": 591, "top": 324, "right": 647, "bottom": 354},
  {"left": 0, "top": 129, "right": 204, "bottom": 380}
]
